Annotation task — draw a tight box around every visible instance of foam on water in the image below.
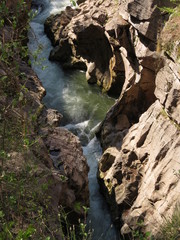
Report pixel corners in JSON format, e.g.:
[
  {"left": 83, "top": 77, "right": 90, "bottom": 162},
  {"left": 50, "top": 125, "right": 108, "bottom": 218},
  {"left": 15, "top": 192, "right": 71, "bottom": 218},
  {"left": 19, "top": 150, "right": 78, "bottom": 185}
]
[{"left": 28, "top": 1, "right": 119, "bottom": 239}]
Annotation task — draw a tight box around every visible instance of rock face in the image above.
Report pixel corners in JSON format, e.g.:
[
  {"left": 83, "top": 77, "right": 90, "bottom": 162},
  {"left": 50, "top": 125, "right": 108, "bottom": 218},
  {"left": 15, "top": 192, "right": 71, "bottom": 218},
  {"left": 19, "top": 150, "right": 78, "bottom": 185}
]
[
  {"left": 41, "top": 125, "right": 89, "bottom": 209},
  {"left": 98, "top": 59, "right": 180, "bottom": 238},
  {"left": 97, "top": 7, "right": 180, "bottom": 237},
  {"left": 44, "top": 0, "right": 171, "bottom": 96},
  {"left": 44, "top": 0, "right": 180, "bottom": 238}
]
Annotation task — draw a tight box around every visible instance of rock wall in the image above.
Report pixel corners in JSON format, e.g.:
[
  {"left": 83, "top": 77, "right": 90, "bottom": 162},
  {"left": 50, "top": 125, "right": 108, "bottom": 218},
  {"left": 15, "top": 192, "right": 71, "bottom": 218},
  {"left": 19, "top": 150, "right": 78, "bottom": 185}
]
[
  {"left": 97, "top": 2, "right": 180, "bottom": 239},
  {"left": 98, "top": 59, "right": 180, "bottom": 238},
  {"left": 44, "top": 0, "right": 171, "bottom": 96},
  {"left": 44, "top": 0, "right": 180, "bottom": 238}
]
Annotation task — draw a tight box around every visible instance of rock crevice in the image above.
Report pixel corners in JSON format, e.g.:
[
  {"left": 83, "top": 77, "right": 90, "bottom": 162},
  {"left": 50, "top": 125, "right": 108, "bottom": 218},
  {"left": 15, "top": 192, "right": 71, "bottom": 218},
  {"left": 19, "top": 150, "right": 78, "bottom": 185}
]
[{"left": 44, "top": 0, "right": 180, "bottom": 237}]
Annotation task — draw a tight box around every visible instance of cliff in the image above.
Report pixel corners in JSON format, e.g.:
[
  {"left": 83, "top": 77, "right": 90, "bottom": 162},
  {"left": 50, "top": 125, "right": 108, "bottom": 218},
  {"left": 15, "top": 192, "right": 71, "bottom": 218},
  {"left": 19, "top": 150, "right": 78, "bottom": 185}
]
[{"left": 44, "top": 0, "right": 180, "bottom": 238}]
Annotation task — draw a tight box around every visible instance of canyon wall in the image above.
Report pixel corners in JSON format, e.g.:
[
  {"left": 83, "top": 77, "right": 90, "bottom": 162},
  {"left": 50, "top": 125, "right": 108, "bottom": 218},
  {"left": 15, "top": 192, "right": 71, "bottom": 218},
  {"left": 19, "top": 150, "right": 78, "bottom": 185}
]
[{"left": 44, "top": 0, "right": 180, "bottom": 238}]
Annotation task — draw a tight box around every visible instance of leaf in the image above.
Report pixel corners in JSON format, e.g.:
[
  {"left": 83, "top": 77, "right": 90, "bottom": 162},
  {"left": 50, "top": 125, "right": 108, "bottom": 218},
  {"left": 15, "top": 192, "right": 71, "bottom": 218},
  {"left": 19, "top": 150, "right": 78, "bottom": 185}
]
[
  {"left": 0, "top": 210, "right": 5, "bottom": 219},
  {"left": 0, "top": 75, "right": 8, "bottom": 81},
  {"left": 19, "top": 91, "right": 24, "bottom": 101},
  {"left": 70, "top": 0, "right": 76, "bottom": 6}
]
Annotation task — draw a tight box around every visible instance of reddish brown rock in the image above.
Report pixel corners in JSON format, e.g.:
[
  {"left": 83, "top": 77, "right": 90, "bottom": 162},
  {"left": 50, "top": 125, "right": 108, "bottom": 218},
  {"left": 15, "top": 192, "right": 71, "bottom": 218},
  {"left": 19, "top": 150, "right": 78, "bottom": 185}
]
[{"left": 41, "top": 126, "right": 89, "bottom": 208}]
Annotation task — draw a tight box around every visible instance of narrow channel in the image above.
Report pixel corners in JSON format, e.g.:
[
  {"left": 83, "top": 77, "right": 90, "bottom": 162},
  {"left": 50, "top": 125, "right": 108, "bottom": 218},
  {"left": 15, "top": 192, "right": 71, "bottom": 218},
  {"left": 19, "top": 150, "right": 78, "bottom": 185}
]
[{"left": 28, "top": 0, "right": 119, "bottom": 239}]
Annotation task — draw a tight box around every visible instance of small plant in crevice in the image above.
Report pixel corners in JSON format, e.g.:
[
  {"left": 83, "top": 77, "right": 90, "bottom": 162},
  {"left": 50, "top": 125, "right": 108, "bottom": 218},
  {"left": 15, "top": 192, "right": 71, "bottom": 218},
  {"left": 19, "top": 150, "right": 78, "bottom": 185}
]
[
  {"left": 131, "top": 220, "right": 152, "bottom": 240},
  {"left": 70, "top": 0, "right": 77, "bottom": 7},
  {"left": 159, "top": 0, "right": 180, "bottom": 15}
]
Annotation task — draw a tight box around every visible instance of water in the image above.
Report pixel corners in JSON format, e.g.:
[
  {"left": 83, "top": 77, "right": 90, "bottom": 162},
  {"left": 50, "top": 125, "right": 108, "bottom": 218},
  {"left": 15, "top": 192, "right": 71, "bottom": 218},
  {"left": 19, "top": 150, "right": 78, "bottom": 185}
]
[{"left": 28, "top": 1, "right": 119, "bottom": 239}]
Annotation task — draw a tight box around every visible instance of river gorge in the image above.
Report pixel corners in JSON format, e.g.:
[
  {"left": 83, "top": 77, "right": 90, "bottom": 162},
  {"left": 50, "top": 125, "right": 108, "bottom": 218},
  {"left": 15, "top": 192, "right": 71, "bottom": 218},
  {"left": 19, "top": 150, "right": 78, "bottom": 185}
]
[
  {"left": 0, "top": 0, "right": 179, "bottom": 239},
  {"left": 28, "top": 0, "right": 119, "bottom": 239}
]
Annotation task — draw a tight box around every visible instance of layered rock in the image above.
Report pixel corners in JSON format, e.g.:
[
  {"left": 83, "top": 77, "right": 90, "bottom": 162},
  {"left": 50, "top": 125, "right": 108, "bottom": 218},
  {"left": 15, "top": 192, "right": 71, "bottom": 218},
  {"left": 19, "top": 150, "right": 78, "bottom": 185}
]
[
  {"left": 96, "top": 0, "right": 180, "bottom": 238},
  {"left": 98, "top": 59, "right": 180, "bottom": 237},
  {"left": 43, "top": 0, "right": 180, "bottom": 237}
]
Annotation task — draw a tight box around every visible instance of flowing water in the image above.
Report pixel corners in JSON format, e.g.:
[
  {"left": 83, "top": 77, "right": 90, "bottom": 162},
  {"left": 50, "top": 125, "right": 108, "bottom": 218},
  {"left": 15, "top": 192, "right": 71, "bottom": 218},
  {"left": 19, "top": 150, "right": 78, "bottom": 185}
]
[{"left": 28, "top": 1, "right": 119, "bottom": 239}]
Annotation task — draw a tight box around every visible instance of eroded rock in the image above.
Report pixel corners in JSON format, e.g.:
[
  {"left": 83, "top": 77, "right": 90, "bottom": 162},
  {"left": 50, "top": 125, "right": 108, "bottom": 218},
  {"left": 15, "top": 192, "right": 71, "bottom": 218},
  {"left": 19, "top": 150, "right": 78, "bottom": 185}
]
[
  {"left": 43, "top": 0, "right": 180, "bottom": 237},
  {"left": 97, "top": 59, "right": 180, "bottom": 237},
  {"left": 41, "top": 126, "right": 89, "bottom": 208}
]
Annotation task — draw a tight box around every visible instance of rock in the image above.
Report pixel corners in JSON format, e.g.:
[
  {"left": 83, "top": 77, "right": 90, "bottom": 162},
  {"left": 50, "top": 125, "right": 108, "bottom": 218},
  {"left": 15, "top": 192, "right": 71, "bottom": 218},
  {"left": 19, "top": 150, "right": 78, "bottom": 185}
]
[
  {"left": 40, "top": 126, "right": 89, "bottom": 208},
  {"left": 127, "top": 0, "right": 171, "bottom": 43},
  {"left": 19, "top": 61, "right": 46, "bottom": 100},
  {"left": 155, "top": 60, "right": 180, "bottom": 125},
  {"left": 46, "top": 109, "right": 63, "bottom": 127},
  {"left": 45, "top": 0, "right": 125, "bottom": 93},
  {"left": 45, "top": 0, "right": 168, "bottom": 96},
  {"left": 77, "top": 0, "right": 86, "bottom": 5},
  {"left": 97, "top": 52, "right": 163, "bottom": 150},
  {"left": 97, "top": 58, "right": 180, "bottom": 237},
  {"left": 44, "top": 7, "right": 80, "bottom": 46}
]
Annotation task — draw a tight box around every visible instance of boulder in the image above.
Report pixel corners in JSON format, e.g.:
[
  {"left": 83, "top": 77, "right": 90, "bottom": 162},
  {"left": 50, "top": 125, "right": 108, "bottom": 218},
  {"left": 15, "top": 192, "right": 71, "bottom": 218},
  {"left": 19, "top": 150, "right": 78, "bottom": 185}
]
[
  {"left": 46, "top": 109, "right": 63, "bottom": 127},
  {"left": 44, "top": 6, "right": 80, "bottom": 46},
  {"left": 41, "top": 126, "right": 89, "bottom": 208}
]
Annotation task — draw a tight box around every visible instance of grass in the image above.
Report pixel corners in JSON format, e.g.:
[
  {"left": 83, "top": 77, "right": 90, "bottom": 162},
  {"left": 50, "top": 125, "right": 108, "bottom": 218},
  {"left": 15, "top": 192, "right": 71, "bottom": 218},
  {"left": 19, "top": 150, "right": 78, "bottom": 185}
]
[
  {"left": 157, "top": 4, "right": 180, "bottom": 62},
  {"left": 160, "top": 108, "right": 180, "bottom": 131},
  {"left": 157, "top": 204, "right": 180, "bottom": 240}
]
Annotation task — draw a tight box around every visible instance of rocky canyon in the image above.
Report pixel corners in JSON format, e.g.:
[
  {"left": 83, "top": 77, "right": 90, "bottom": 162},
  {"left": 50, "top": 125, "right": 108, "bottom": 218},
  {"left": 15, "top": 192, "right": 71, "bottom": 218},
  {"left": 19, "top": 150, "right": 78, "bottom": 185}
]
[
  {"left": 44, "top": 0, "right": 180, "bottom": 238},
  {"left": 0, "top": 0, "right": 180, "bottom": 239}
]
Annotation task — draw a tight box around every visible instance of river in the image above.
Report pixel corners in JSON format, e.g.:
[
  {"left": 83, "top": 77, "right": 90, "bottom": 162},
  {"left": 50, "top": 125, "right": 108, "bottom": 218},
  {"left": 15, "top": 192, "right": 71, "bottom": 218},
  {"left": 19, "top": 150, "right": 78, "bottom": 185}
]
[{"left": 28, "top": 0, "right": 119, "bottom": 239}]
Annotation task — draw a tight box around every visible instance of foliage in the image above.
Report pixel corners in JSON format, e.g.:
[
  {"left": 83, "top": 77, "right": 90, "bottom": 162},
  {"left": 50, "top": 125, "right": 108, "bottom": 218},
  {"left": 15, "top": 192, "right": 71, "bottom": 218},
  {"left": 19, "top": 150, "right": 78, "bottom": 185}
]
[
  {"left": 0, "top": 1, "right": 90, "bottom": 239},
  {"left": 70, "top": 0, "right": 77, "bottom": 7},
  {"left": 156, "top": 204, "right": 180, "bottom": 240},
  {"left": 130, "top": 220, "right": 152, "bottom": 240},
  {"left": 158, "top": 0, "right": 179, "bottom": 16}
]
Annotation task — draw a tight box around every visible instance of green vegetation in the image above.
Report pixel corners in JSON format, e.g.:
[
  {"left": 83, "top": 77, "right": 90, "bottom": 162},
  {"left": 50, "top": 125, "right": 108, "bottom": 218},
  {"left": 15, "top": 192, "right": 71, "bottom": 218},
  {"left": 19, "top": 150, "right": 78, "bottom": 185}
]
[
  {"left": 157, "top": 204, "right": 180, "bottom": 240},
  {"left": 159, "top": 0, "right": 180, "bottom": 14},
  {"left": 70, "top": 0, "right": 77, "bottom": 7},
  {"left": 0, "top": 1, "right": 90, "bottom": 239},
  {"left": 157, "top": 1, "right": 180, "bottom": 63}
]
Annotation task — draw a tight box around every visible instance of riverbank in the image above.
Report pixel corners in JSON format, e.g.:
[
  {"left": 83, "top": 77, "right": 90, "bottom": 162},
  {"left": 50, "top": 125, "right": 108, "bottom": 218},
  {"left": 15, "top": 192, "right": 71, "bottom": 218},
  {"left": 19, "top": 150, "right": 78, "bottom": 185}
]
[
  {"left": 0, "top": 1, "right": 89, "bottom": 239},
  {"left": 45, "top": 0, "right": 180, "bottom": 239}
]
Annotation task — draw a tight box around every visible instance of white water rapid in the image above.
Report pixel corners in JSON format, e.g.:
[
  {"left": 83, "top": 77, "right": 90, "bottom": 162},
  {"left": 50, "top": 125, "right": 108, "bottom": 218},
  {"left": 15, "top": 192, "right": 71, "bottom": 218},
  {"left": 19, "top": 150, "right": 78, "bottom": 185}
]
[{"left": 28, "top": 1, "right": 119, "bottom": 239}]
